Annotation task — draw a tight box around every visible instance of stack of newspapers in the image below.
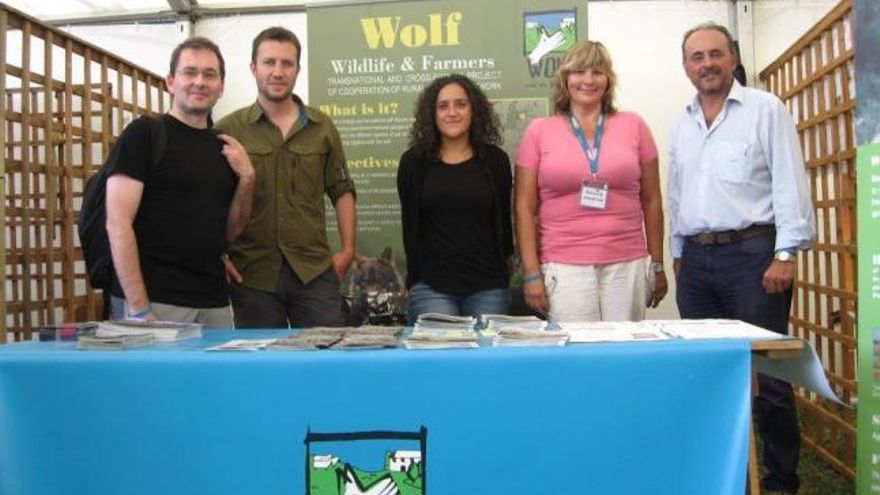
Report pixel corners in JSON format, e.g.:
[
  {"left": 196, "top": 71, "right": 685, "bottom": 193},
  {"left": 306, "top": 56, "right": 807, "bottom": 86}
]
[
  {"left": 404, "top": 313, "right": 479, "bottom": 349},
  {"left": 268, "top": 326, "right": 403, "bottom": 351},
  {"left": 493, "top": 328, "right": 569, "bottom": 347},
  {"left": 333, "top": 325, "right": 402, "bottom": 349},
  {"left": 95, "top": 320, "right": 203, "bottom": 342},
  {"left": 481, "top": 315, "right": 569, "bottom": 347},
  {"left": 269, "top": 327, "right": 344, "bottom": 350},
  {"left": 78, "top": 332, "right": 155, "bottom": 350},
  {"left": 480, "top": 314, "right": 548, "bottom": 333}
]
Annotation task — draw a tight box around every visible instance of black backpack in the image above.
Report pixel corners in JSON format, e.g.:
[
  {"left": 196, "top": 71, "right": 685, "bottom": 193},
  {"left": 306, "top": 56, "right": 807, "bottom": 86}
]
[{"left": 78, "top": 115, "right": 167, "bottom": 292}]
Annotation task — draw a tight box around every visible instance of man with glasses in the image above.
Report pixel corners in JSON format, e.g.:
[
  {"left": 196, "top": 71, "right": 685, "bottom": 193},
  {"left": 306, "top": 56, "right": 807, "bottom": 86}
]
[{"left": 105, "top": 37, "right": 255, "bottom": 327}]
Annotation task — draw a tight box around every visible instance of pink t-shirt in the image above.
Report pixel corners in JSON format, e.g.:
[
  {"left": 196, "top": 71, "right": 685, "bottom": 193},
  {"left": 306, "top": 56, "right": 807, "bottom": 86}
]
[{"left": 516, "top": 111, "right": 658, "bottom": 265}]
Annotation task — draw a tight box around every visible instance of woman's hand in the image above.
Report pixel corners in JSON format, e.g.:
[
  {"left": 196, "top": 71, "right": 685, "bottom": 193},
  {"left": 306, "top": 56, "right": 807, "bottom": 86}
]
[
  {"left": 523, "top": 277, "right": 550, "bottom": 316},
  {"left": 648, "top": 271, "right": 668, "bottom": 308}
]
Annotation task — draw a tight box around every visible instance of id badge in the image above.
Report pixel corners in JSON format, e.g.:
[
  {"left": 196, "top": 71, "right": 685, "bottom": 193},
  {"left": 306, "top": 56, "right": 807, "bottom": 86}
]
[{"left": 579, "top": 179, "right": 608, "bottom": 210}]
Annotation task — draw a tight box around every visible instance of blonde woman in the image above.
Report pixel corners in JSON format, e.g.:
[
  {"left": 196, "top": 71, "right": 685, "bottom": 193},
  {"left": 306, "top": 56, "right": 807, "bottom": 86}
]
[{"left": 515, "top": 40, "right": 666, "bottom": 322}]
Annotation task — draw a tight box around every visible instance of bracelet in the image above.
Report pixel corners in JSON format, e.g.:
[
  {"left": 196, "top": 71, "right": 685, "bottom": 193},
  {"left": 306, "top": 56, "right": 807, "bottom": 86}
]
[
  {"left": 522, "top": 273, "right": 542, "bottom": 284},
  {"left": 128, "top": 305, "right": 152, "bottom": 318}
]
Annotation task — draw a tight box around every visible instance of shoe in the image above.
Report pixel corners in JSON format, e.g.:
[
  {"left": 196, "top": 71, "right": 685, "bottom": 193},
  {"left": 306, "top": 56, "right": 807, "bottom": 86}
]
[{"left": 764, "top": 491, "right": 796, "bottom": 495}]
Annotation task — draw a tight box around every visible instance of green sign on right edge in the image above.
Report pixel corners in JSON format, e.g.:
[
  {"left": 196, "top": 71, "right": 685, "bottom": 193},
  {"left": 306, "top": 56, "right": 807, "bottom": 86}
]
[
  {"left": 857, "top": 142, "right": 880, "bottom": 494},
  {"left": 856, "top": 0, "right": 880, "bottom": 492}
]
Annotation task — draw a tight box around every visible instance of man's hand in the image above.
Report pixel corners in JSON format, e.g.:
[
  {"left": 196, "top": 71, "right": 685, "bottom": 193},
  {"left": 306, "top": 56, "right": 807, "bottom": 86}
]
[
  {"left": 523, "top": 277, "right": 550, "bottom": 316},
  {"left": 223, "top": 255, "right": 243, "bottom": 284},
  {"left": 763, "top": 259, "right": 795, "bottom": 294},
  {"left": 332, "top": 250, "right": 355, "bottom": 281},
  {"left": 673, "top": 258, "right": 682, "bottom": 281},
  {"left": 218, "top": 134, "right": 256, "bottom": 182},
  {"left": 128, "top": 312, "right": 157, "bottom": 322},
  {"left": 126, "top": 304, "right": 157, "bottom": 322}
]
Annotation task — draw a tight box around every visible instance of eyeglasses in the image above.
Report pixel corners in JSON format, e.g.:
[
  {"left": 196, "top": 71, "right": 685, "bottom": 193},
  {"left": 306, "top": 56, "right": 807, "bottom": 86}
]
[{"left": 176, "top": 68, "right": 221, "bottom": 81}]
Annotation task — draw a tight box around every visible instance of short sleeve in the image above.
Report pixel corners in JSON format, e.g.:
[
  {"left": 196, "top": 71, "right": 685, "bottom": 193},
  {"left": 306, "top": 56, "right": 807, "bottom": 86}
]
[
  {"left": 106, "top": 116, "right": 153, "bottom": 182},
  {"left": 515, "top": 118, "right": 543, "bottom": 170},
  {"left": 635, "top": 113, "right": 659, "bottom": 165}
]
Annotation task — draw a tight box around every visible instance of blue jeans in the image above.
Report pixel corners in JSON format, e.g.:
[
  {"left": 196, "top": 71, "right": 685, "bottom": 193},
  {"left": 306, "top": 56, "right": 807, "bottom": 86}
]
[
  {"left": 406, "top": 283, "right": 510, "bottom": 324},
  {"left": 676, "top": 233, "right": 800, "bottom": 493}
]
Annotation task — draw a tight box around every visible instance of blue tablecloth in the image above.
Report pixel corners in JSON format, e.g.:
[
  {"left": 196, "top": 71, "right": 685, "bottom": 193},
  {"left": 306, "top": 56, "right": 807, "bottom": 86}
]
[{"left": 0, "top": 331, "right": 750, "bottom": 494}]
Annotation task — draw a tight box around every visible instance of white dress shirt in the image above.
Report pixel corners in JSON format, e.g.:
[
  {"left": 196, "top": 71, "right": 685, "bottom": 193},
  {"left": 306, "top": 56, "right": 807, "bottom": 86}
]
[{"left": 667, "top": 80, "right": 816, "bottom": 257}]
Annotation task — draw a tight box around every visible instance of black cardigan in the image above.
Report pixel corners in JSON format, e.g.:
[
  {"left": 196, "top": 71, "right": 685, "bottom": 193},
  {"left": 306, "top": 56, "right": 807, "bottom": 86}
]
[{"left": 396, "top": 144, "right": 514, "bottom": 290}]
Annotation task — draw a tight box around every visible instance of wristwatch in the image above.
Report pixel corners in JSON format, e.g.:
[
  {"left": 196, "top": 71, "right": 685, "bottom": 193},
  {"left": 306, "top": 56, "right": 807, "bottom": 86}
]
[
  {"left": 774, "top": 250, "right": 796, "bottom": 262},
  {"left": 650, "top": 261, "right": 665, "bottom": 273}
]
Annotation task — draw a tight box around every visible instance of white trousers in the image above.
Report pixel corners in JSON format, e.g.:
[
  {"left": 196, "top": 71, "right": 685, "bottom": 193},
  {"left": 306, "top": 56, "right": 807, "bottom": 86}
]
[{"left": 543, "top": 257, "right": 648, "bottom": 322}]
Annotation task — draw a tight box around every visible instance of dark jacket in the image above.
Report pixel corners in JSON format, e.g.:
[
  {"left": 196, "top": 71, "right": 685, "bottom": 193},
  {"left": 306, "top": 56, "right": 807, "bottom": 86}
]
[{"left": 396, "top": 144, "right": 514, "bottom": 290}]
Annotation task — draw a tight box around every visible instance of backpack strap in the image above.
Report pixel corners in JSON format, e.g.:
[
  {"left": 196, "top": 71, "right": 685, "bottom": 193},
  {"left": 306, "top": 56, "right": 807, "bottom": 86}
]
[{"left": 142, "top": 114, "right": 168, "bottom": 174}]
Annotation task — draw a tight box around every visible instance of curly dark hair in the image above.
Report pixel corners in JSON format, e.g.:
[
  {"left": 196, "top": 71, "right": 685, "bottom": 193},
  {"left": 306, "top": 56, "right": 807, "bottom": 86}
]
[{"left": 408, "top": 74, "right": 502, "bottom": 156}]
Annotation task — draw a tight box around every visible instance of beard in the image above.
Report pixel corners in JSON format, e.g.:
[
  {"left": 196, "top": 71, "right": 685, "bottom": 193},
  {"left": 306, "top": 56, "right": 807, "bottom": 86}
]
[
  {"left": 692, "top": 69, "right": 732, "bottom": 96},
  {"left": 257, "top": 80, "right": 293, "bottom": 102}
]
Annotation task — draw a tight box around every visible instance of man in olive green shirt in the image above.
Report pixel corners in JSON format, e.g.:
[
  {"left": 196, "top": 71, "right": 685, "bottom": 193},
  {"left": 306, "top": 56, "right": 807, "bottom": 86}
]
[{"left": 217, "top": 26, "right": 356, "bottom": 328}]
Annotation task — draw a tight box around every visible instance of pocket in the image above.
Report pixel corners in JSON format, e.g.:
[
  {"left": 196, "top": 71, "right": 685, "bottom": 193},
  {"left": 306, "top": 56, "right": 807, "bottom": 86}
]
[
  {"left": 644, "top": 257, "right": 656, "bottom": 306},
  {"left": 288, "top": 142, "right": 327, "bottom": 201},
  {"left": 246, "top": 144, "right": 273, "bottom": 199},
  {"left": 739, "top": 232, "right": 774, "bottom": 256},
  {"left": 714, "top": 141, "right": 748, "bottom": 184},
  {"left": 541, "top": 262, "right": 557, "bottom": 297}
]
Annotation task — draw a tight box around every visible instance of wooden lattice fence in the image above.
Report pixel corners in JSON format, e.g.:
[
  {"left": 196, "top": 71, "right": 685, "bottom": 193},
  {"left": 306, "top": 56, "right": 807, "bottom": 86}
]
[
  {"left": 759, "top": 0, "right": 857, "bottom": 479},
  {"left": 0, "top": 4, "right": 169, "bottom": 342}
]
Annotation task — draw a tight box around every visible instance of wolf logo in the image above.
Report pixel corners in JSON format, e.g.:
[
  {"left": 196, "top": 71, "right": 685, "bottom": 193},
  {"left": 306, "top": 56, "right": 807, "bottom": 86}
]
[
  {"left": 523, "top": 10, "right": 577, "bottom": 65},
  {"left": 306, "top": 427, "right": 426, "bottom": 495}
]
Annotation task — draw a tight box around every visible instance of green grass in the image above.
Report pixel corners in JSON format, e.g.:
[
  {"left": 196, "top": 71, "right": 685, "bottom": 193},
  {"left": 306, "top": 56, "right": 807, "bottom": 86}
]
[
  {"left": 754, "top": 437, "right": 854, "bottom": 494},
  {"left": 309, "top": 455, "right": 423, "bottom": 495},
  {"left": 797, "top": 445, "right": 854, "bottom": 495}
]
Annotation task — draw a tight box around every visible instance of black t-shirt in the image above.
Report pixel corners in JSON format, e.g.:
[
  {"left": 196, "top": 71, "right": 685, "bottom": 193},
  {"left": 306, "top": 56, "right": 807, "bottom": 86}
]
[
  {"left": 108, "top": 114, "right": 236, "bottom": 307},
  {"left": 419, "top": 157, "right": 507, "bottom": 294}
]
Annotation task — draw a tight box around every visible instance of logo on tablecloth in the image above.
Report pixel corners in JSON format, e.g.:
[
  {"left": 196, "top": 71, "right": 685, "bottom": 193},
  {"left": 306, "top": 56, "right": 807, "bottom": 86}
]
[{"left": 305, "top": 427, "right": 427, "bottom": 495}]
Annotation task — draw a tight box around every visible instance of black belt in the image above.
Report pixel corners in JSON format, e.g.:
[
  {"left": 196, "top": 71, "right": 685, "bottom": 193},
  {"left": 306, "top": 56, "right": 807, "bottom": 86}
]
[{"left": 687, "top": 224, "right": 775, "bottom": 246}]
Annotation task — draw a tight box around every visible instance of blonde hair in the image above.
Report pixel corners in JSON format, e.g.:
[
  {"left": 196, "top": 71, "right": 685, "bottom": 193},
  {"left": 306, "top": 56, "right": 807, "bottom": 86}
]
[{"left": 551, "top": 40, "right": 618, "bottom": 115}]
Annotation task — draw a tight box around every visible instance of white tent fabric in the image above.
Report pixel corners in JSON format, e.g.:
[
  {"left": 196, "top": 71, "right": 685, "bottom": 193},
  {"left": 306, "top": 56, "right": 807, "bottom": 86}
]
[
  {"left": 6, "top": 0, "right": 180, "bottom": 20},
  {"left": 4, "top": 0, "right": 299, "bottom": 22}
]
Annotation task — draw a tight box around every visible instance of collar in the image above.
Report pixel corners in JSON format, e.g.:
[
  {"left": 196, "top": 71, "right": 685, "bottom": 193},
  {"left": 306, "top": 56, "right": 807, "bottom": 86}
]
[
  {"left": 686, "top": 79, "right": 745, "bottom": 116},
  {"left": 245, "top": 93, "right": 318, "bottom": 125}
]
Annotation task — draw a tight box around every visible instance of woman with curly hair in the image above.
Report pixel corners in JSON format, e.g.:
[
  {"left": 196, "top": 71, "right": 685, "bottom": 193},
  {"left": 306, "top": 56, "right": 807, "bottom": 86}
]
[
  {"left": 397, "top": 74, "right": 513, "bottom": 323},
  {"left": 515, "top": 40, "right": 667, "bottom": 322}
]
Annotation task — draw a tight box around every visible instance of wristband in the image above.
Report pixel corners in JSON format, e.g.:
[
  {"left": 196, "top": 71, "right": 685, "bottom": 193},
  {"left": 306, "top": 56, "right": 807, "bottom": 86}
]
[
  {"left": 522, "top": 273, "right": 542, "bottom": 284},
  {"left": 128, "top": 305, "right": 152, "bottom": 318}
]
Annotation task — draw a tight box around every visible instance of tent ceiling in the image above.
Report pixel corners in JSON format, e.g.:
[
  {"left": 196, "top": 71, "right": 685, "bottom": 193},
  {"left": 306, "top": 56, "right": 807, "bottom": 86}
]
[
  {"left": 5, "top": 0, "right": 726, "bottom": 25},
  {"left": 2, "top": 0, "right": 295, "bottom": 22}
]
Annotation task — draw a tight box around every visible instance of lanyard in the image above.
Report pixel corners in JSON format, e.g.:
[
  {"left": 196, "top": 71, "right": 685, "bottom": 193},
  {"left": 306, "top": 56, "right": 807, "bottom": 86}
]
[{"left": 568, "top": 112, "right": 605, "bottom": 176}]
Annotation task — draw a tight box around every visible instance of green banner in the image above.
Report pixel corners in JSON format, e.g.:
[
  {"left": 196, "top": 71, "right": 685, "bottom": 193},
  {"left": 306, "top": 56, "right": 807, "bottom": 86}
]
[
  {"left": 307, "top": 0, "right": 587, "bottom": 273},
  {"left": 857, "top": 142, "right": 880, "bottom": 494},
  {"left": 856, "top": 0, "right": 880, "bottom": 492}
]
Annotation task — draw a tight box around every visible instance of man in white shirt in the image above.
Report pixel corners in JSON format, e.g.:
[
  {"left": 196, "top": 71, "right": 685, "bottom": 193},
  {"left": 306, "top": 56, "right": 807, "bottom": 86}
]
[{"left": 668, "top": 23, "right": 816, "bottom": 495}]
